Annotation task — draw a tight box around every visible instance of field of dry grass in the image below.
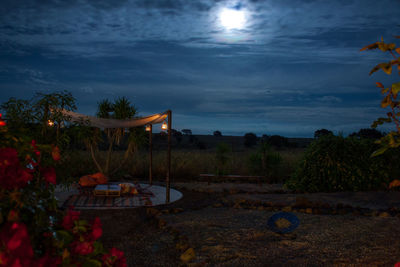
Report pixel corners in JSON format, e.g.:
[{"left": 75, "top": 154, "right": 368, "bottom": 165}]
[{"left": 58, "top": 147, "right": 306, "bottom": 185}]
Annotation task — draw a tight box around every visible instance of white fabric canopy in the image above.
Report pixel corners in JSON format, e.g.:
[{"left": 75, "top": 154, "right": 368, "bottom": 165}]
[{"left": 58, "top": 109, "right": 168, "bottom": 129}]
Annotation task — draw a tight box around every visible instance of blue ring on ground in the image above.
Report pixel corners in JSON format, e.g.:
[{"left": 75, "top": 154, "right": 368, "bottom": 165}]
[{"left": 267, "top": 212, "right": 300, "bottom": 234}]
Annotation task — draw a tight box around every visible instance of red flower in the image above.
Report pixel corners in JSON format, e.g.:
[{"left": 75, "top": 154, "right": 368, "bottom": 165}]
[
  {"left": 51, "top": 145, "right": 61, "bottom": 161},
  {"left": 91, "top": 217, "right": 102, "bottom": 240},
  {"left": 0, "top": 148, "right": 33, "bottom": 190},
  {"left": 102, "top": 247, "right": 127, "bottom": 267},
  {"left": 71, "top": 241, "right": 94, "bottom": 255},
  {"left": 0, "top": 222, "right": 34, "bottom": 266},
  {"left": 0, "top": 113, "right": 5, "bottom": 127},
  {"left": 41, "top": 167, "right": 56, "bottom": 185},
  {"left": 34, "top": 252, "right": 62, "bottom": 267},
  {"left": 61, "top": 208, "right": 80, "bottom": 230}
]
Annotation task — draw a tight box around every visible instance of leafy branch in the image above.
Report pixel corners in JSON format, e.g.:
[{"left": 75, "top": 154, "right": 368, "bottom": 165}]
[{"left": 361, "top": 36, "right": 400, "bottom": 156}]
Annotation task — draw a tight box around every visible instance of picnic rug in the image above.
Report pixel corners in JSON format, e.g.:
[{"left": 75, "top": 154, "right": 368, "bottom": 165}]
[{"left": 62, "top": 183, "right": 183, "bottom": 209}]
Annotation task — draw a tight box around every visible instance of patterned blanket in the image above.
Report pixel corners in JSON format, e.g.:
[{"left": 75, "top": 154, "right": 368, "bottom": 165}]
[{"left": 63, "top": 187, "right": 155, "bottom": 208}]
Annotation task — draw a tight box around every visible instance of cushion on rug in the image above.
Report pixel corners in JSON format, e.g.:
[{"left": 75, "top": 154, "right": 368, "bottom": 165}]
[{"left": 79, "top": 172, "right": 108, "bottom": 187}]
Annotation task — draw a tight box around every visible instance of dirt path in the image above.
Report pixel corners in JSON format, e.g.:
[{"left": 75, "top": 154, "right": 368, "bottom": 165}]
[{"left": 70, "top": 184, "right": 400, "bottom": 266}]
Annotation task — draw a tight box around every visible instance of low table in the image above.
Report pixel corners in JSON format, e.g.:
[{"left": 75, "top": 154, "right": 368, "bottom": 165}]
[{"left": 93, "top": 184, "right": 121, "bottom": 197}]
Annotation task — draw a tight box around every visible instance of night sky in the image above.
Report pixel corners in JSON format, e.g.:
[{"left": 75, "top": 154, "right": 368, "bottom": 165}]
[{"left": 1, "top": 0, "right": 400, "bottom": 137}]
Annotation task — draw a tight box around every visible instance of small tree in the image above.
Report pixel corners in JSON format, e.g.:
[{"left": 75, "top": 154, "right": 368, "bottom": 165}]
[
  {"left": 314, "top": 129, "right": 333, "bottom": 139},
  {"left": 86, "top": 97, "right": 143, "bottom": 176},
  {"left": 172, "top": 129, "right": 183, "bottom": 144},
  {"left": 267, "top": 135, "right": 289, "bottom": 148},
  {"left": 215, "top": 142, "right": 231, "bottom": 176},
  {"left": 244, "top": 132, "right": 257, "bottom": 147},
  {"left": 349, "top": 128, "right": 384, "bottom": 139},
  {"left": 0, "top": 97, "right": 34, "bottom": 131},
  {"left": 181, "top": 129, "right": 192, "bottom": 135},
  {"left": 248, "top": 141, "right": 282, "bottom": 182},
  {"left": 213, "top": 130, "right": 222, "bottom": 137},
  {"left": 1, "top": 91, "right": 76, "bottom": 147}
]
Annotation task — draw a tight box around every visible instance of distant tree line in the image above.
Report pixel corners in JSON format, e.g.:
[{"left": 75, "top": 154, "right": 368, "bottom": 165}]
[{"left": 314, "top": 128, "right": 384, "bottom": 140}]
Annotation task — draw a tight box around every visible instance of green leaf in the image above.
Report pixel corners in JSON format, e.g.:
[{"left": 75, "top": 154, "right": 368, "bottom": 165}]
[
  {"left": 82, "top": 259, "right": 102, "bottom": 267},
  {"left": 392, "top": 82, "right": 400, "bottom": 96},
  {"left": 371, "top": 117, "right": 392, "bottom": 128},
  {"left": 379, "top": 63, "right": 392, "bottom": 75},
  {"left": 371, "top": 146, "right": 388, "bottom": 157},
  {"left": 377, "top": 41, "right": 396, "bottom": 52},
  {"left": 360, "top": 42, "right": 379, "bottom": 51},
  {"left": 388, "top": 43, "right": 396, "bottom": 50},
  {"left": 381, "top": 95, "right": 391, "bottom": 108},
  {"left": 92, "top": 241, "right": 105, "bottom": 255},
  {"left": 56, "top": 230, "right": 73, "bottom": 244},
  {"left": 369, "top": 65, "right": 381, "bottom": 75}
]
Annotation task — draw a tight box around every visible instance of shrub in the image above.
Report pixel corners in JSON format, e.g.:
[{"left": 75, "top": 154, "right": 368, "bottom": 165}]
[
  {"left": 0, "top": 117, "right": 127, "bottom": 266},
  {"left": 248, "top": 142, "right": 282, "bottom": 182},
  {"left": 244, "top": 133, "right": 257, "bottom": 147},
  {"left": 285, "top": 135, "right": 400, "bottom": 192},
  {"left": 267, "top": 135, "right": 288, "bottom": 148},
  {"left": 349, "top": 128, "right": 384, "bottom": 140},
  {"left": 213, "top": 131, "right": 222, "bottom": 137},
  {"left": 215, "top": 142, "right": 231, "bottom": 176},
  {"left": 314, "top": 129, "right": 333, "bottom": 139}
]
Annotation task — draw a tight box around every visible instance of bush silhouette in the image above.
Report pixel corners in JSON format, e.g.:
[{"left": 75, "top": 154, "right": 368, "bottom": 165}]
[
  {"left": 244, "top": 132, "right": 257, "bottom": 147},
  {"left": 285, "top": 135, "right": 400, "bottom": 192}
]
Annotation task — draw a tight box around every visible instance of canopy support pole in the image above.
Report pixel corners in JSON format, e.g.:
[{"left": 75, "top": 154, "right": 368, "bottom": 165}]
[
  {"left": 166, "top": 110, "right": 171, "bottom": 203},
  {"left": 149, "top": 124, "right": 153, "bottom": 185}
]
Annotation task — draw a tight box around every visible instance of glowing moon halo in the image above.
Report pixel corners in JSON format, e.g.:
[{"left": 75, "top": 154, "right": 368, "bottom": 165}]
[{"left": 219, "top": 8, "right": 246, "bottom": 30}]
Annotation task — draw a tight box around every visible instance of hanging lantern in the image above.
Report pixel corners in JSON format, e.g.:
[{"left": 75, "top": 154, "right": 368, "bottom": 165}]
[
  {"left": 47, "top": 120, "right": 54, "bottom": 127},
  {"left": 161, "top": 121, "right": 168, "bottom": 130},
  {"left": 145, "top": 125, "right": 151, "bottom": 131}
]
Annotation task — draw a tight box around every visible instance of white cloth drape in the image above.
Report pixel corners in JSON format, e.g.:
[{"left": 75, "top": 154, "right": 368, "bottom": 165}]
[{"left": 58, "top": 109, "right": 168, "bottom": 129}]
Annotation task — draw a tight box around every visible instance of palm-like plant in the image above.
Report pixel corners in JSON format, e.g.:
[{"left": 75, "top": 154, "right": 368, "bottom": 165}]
[{"left": 89, "top": 97, "right": 144, "bottom": 177}]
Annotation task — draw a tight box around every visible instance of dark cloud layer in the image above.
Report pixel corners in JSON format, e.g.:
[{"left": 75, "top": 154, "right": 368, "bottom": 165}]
[{"left": 1, "top": 0, "right": 399, "bottom": 137}]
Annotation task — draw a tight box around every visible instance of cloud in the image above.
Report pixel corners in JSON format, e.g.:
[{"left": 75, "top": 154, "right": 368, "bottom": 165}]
[
  {"left": 1, "top": 0, "right": 399, "bottom": 137},
  {"left": 317, "top": 95, "right": 342, "bottom": 103}
]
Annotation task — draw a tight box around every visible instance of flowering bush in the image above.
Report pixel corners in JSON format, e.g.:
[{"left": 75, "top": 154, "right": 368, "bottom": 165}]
[{"left": 0, "top": 114, "right": 127, "bottom": 266}]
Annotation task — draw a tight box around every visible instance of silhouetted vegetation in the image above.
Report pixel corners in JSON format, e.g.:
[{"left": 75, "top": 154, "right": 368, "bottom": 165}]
[
  {"left": 182, "top": 129, "right": 192, "bottom": 135},
  {"left": 215, "top": 142, "right": 231, "bottom": 176},
  {"left": 213, "top": 130, "right": 222, "bottom": 137},
  {"left": 349, "top": 128, "right": 384, "bottom": 139},
  {"left": 244, "top": 132, "right": 257, "bottom": 147},
  {"left": 267, "top": 135, "right": 289, "bottom": 149},
  {"left": 314, "top": 128, "right": 333, "bottom": 139},
  {"left": 285, "top": 135, "right": 400, "bottom": 192},
  {"left": 248, "top": 141, "right": 282, "bottom": 183}
]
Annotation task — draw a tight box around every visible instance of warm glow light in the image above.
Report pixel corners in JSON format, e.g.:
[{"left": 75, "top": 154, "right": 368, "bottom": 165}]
[
  {"left": 47, "top": 120, "right": 54, "bottom": 126},
  {"left": 219, "top": 8, "right": 246, "bottom": 30},
  {"left": 145, "top": 125, "right": 151, "bottom": 131},
  {"left": 161, "top": 121, "right": 168, "bottom": 130},
  {"left": 0, "top": 113, "right": 5, "bottom": 127}
]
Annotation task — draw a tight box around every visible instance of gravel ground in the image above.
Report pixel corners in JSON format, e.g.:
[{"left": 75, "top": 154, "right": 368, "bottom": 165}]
[{"left": 59, "top": 183, "right": 400, "bottom": 266}]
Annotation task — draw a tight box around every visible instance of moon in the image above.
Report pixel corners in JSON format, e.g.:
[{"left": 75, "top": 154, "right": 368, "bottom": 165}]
[{"left": 219, "top": 8, "right": 246, "bottom": 30}]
